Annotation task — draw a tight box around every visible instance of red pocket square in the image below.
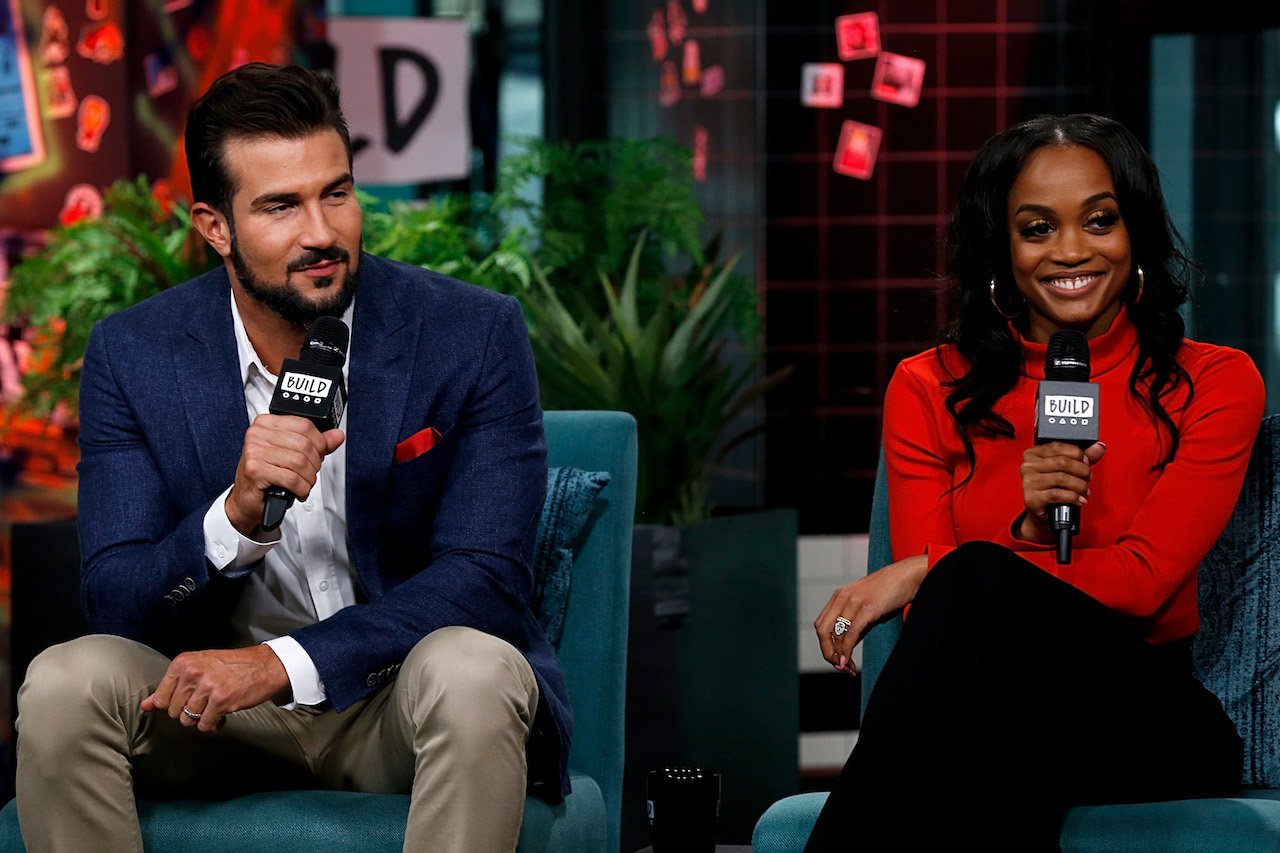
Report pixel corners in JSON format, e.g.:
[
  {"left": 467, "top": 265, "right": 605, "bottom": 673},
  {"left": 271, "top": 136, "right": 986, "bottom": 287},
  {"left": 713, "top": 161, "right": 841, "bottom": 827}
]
[{"left": 394, "top": 427, "right": 442, "bottom": 463}]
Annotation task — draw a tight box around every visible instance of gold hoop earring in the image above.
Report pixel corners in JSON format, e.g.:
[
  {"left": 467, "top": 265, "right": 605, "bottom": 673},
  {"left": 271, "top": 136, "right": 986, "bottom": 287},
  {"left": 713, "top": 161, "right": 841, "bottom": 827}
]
[
  {"left": 989, "top": 277, "right": 1024, "bottom": 320},
  {"left": 1133, "top": 264, "right": 1145, "bottom": 305}
]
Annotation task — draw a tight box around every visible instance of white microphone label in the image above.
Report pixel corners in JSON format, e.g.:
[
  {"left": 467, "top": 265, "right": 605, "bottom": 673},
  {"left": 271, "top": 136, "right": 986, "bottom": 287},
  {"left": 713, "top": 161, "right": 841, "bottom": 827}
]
[
  {"left": 1042, "top": 395, "right": 1095, "bottom": 419},
  {"left": 282, "top": 372, "right": 332, "bottom": 398}
]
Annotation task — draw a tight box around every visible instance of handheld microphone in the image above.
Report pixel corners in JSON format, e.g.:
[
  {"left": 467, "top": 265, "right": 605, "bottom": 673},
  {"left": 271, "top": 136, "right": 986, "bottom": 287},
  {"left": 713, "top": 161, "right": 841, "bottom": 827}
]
[
  {"left": 1034, "top": 329, "right": 1099, "bottom": 564},
  {"left": 261, "top": 316, "right": 350, "bottom": 532}
]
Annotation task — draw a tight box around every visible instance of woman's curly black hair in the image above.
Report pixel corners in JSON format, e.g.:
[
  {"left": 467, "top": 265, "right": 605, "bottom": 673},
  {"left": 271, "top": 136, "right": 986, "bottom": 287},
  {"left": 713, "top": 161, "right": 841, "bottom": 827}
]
[{"left": 941, "top": 113, "right": 1195, "bottom": 483}]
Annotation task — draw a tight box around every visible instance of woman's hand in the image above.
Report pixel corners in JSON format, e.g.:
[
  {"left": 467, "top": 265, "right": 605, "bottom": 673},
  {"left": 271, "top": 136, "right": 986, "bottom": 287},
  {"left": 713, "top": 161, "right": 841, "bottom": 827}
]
[
  {"left": 1016, "top": 441, "right": 1106, "bottom": 543},
  {"left": 815, "top": 553, "right": 928, "bottom": 676}
]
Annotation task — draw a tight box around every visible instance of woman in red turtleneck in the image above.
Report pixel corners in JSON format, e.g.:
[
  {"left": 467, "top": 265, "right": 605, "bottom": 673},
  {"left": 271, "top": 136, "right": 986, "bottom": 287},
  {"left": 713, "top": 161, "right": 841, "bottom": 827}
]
[{"left": 804, "top": 115, "right": 1264, "bottom": 852}]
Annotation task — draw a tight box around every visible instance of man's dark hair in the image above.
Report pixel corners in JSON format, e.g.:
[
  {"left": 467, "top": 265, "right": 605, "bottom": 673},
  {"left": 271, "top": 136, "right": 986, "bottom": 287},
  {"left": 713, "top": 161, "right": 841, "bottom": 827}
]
[{"left": 185, "top": 63, "right": 352, "bottom": 212}]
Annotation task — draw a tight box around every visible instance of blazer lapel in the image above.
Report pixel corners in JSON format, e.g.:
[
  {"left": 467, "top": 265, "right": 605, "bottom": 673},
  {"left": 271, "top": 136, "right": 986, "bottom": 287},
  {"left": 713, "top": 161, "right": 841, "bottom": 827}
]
[
  {"left": 346, "top": 256, "right": 417, "bottom": 591},
  {"left": 174, "top": 271, "right": 251, "bottom": 494}
]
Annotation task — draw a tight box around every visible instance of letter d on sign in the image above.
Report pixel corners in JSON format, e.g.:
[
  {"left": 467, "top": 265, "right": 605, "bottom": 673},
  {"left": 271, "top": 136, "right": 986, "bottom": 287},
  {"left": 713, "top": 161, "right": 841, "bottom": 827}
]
[
  {"left": 380, "top": 48, "right": 439, "bottom": 153},
  {"left": 331, "top": 16, "right": 470, "bottom": 183}
]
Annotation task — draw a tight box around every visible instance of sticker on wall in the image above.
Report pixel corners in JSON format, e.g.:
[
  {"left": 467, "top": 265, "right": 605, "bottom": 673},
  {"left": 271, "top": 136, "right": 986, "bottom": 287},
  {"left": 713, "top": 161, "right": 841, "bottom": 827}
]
[
  {"left": 77, "top": 21, "right": 125, "bottom": 65},
  {"left": 833, "top": 119, "right": 882, "bottom": 180},
  {"left": 85, "top": 0, "right": 109, "bottom": 22},
  {"left": 682, "top": 39, "right": 701, "bottom": 86},
  {"left": 45, "top": 65, "right": 77, "bottom": 118},
  {"left": 59, "top": 183, "right": 103, "bottom": 226},
  {"left": 666, "top": 0, "right": 687, "bottom": 46},
  {"left": 871, "top": 51, "right": 925, "bottom": 107},
  {"left": 692, "top": 125, "right": 708, "bottom": 183},
  {"left": 185, "top": 23, "right": 211, "bottom": 62},
  {"left": 75, "top": 94, "right": 111, "bottom": 152},
  {"left": 801, "top": 63, "right": 844, "bottom": 108},
  {"left": 144, "top": 50, "right": 178, "bottom": 98},
  {"left": 836, "top": 12, "right": 880, "bottom": 61},
  {"left": 647, "top": 9, "right": 668, "bottom": 61},
  {"left": 659, "top": 59, "right": 681, "bottom": 107},
  {"left": 39, "top": 7, "right": 70, "bottom": 66},
  {"left": 700, "top": 65, "right": 724, "bottom": 97}
]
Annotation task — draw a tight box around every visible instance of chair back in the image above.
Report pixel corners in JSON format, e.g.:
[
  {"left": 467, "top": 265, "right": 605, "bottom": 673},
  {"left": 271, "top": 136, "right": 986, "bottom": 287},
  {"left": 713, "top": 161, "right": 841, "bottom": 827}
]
[
  {"left": 543, "top": 410, "right": 638, "bottom": 853},
  {"left": 1193, "top": 412, "right": 1280, "bottom": 787},
  {"left": 860, "top": 450, "right": 901, "bottom": 715}
]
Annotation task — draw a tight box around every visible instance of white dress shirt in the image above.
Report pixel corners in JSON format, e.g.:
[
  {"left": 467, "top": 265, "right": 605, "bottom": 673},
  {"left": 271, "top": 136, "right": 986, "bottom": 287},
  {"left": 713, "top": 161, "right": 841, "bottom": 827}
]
[{"left": 201, "top": 293, "right": 359, "bottom": 707}]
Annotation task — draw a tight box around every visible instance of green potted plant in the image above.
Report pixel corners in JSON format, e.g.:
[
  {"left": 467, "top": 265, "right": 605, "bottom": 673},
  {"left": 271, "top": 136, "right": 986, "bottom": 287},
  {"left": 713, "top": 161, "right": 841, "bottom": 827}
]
[{"left": 1, "top": 176, "right": 215, "bottom": 422}]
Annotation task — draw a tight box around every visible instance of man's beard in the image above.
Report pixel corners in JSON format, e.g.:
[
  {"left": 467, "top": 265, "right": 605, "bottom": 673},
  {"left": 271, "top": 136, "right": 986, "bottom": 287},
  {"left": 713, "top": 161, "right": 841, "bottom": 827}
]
[{"left": 229, "top": 227, "right": 360, "bottom": 327}]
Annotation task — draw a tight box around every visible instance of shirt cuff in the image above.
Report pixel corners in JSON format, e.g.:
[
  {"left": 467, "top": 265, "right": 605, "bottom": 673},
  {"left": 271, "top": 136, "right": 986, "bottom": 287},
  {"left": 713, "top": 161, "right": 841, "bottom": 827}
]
[
  {"left": 995, "top": 513, "right": 1056, "bottom": 552},
  {"left": 203, "top": 485, "right": 279, "bottom": 577},
  {"left": 263, "top": 636, "right": 327, "bottom": 709}
]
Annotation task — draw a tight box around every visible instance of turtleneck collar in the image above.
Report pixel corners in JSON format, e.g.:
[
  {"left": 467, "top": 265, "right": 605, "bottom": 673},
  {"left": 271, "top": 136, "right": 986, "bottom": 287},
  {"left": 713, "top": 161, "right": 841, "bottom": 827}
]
[{"left": 1018, "top": 306, "right": 1139, "bottom": 380}]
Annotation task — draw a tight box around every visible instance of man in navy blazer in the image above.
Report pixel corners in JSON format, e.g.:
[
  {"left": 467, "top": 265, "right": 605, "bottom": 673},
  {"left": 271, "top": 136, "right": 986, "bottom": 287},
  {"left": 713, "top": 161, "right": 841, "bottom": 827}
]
[{"left": 14, "top": 63, "right": 569, "bottom": 853}]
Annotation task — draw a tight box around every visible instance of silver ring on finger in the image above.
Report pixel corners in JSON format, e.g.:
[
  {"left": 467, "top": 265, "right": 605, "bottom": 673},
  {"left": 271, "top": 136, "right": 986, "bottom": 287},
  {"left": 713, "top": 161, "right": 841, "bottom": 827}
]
[
  {"left": 833, "top": 616, "right": 852, "bottom": 637},
  {"left": 181, "top": 705, "right": 202, "bottom": 721}
]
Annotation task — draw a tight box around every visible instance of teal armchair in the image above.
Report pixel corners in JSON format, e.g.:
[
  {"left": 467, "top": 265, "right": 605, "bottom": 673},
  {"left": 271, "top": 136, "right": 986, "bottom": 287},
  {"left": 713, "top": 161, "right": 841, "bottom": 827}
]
[
  {"left": 754, "top": 414, "right": 1280, "bottom": 852},
  {"left": 0, "top": 409, "right": 638, "bottom": 853}
]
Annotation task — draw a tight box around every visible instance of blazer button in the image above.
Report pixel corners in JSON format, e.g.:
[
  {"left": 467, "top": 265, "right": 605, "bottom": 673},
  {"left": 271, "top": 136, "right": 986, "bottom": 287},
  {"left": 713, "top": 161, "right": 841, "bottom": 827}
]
[{"left": 366, "top": 674, "right": 378, "bottom": 688}]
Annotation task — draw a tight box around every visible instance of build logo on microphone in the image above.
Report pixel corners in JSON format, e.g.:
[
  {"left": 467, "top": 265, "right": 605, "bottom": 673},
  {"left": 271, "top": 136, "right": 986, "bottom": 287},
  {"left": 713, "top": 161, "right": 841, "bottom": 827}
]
[
  {"left": 1042, "top": 394, "right": 1095, "bottom": 425},
  {"left": 281, "top": 372, "right": 333, "bottom": 403}
]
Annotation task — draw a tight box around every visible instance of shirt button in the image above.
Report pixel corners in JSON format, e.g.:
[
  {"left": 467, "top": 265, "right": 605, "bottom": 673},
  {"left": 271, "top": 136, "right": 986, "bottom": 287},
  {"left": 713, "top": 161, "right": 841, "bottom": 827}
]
[
  {"left": 303, "top": 502, "right": 314, "bottom": 512},
  {"left": 215, "top": 544, "right": 226, "bottom": 559},
  {"left": 318, "top": 580, "right": 329, "bottom": 592}
]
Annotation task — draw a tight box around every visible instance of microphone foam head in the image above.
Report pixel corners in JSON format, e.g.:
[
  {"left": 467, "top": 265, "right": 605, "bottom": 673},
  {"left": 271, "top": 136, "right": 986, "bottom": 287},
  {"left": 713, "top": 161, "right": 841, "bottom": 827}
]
[
  {"left": 1045, "top": 329, "right": 1089, "bottom": 381},
  {"left": 301, "top": 316, "right": 350, "bottom": 367}
]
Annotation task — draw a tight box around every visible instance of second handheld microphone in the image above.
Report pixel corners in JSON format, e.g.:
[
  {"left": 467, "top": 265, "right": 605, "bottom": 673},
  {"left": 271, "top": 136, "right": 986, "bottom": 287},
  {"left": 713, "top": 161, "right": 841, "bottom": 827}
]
[
  {"left": 261, "top": 316, "right": 350, "bottom": 532},
  {"left": 1034, "top": 329, "right": 1099, "bottom": 565}
]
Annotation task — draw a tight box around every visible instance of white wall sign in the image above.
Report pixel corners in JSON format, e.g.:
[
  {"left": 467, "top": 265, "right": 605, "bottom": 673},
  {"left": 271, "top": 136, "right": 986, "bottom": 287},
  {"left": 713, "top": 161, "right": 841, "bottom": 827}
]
[{"left": 330, "top": 17, "right": 471, "bottom": 185}]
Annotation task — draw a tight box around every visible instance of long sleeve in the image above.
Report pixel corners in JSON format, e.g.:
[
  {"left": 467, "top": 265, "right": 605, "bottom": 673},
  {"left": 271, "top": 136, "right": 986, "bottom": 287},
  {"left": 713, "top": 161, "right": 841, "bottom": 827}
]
[{"left": 76, "top": 319, "right": 246, "bottom": 647}]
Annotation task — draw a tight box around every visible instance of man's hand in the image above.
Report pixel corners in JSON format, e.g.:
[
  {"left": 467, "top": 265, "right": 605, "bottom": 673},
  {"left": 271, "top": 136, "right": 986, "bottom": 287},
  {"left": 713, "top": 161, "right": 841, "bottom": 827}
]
[
  {"left": 815, "top": 553, "right": 928, "bottom": 676},
  {"left": 225, "top": 413, "right": 345, "bottom": 537},
  {"left": 140, "top": 645, "right": 291, "bottom": 733}
]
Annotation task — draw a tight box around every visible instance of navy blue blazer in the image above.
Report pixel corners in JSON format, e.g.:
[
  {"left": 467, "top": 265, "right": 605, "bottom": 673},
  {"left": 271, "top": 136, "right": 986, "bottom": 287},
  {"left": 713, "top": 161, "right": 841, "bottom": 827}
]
[{"left": 75, "top": 253, "right": 571, "bottom": 800}]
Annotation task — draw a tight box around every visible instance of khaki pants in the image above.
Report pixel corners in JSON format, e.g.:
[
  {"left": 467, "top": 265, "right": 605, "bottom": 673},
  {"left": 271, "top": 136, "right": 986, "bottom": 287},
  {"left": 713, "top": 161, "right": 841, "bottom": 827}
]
[{"left": 14, "top": 627, "right": 539, "bottom": 853}]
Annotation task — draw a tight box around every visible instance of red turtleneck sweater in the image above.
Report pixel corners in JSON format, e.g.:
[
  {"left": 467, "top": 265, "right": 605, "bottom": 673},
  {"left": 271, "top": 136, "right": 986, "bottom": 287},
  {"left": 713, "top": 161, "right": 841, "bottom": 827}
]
[{"left": 884, "top": 308, "right": 1265, "bottom": 643}]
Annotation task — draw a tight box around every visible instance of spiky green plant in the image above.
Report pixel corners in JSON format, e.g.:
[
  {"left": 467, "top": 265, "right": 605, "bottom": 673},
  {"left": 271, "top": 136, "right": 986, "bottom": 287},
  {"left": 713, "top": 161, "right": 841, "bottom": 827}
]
[{"left": 521, "top": 230, "right": 784, "bottom": 525}]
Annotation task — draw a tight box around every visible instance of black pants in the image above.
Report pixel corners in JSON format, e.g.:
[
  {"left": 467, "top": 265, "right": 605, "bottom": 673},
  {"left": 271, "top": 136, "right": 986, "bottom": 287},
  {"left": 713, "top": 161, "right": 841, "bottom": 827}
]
[{"left": 804, "top": 541, "right": 1243, "bottom": 852}]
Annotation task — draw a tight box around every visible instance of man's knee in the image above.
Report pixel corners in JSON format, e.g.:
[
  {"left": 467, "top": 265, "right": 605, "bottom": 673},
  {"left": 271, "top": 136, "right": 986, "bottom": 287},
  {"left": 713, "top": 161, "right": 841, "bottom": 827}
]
[
  {"left": 400, "top": 627, "right": 538, "bottom": 731},
  {"left": 19, "top": 634, "right": 164, "bottom": 724}
]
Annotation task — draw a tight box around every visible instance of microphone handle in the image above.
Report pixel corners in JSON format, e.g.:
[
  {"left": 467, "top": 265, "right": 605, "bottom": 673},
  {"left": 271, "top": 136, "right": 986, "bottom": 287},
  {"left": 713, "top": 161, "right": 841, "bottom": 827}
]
[
  {"left": 262, "top": 485, "right": 294, "bottom": 532},
  {"left": 1047, "top": 503, "right": 1078, "bottom": 565}
]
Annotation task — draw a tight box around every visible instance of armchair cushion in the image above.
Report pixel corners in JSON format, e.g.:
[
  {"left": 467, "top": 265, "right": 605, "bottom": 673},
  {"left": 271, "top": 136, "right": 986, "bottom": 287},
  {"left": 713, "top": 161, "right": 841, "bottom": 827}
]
[
  {"left": 1195, "top": 413, "right": 1280, "bottom": 786},
  {"left": 532, "top": 467, "right": 611, "bottom": 647}
]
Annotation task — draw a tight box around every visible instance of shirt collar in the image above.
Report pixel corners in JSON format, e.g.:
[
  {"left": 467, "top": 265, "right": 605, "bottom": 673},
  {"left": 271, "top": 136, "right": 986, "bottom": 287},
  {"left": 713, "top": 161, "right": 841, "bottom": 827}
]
[{"left": 229, "top": 290, "right": 356, "bottom": 386}]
